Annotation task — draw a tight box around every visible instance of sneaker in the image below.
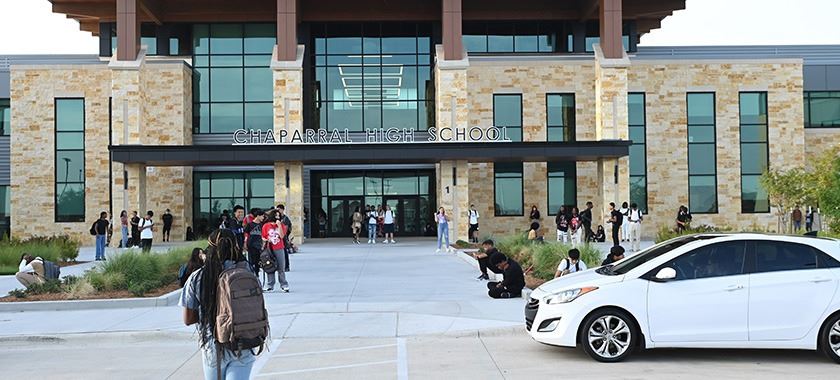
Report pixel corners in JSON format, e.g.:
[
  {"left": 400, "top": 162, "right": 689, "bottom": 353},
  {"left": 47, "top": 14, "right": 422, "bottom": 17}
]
[
  {"left": 264, "top": 287, "right": 274, "bottom": 292},
  {"left": 382, "top": 240, "right": 389, "bottom": 244},
  {"left": 390, "top": 239, "right": 396, "bottom": 244},
  {"left": 281, "top": 286, "right": 289, "bottom": 293},
  {"left": 435, "top": 248, "right": 441, "bottom": 253},
  {"left": 368, "top": 239, "right": 372, "bottom": 244},
  {"left": 477, "top": 274, "right": 490, "bottom": 281}
]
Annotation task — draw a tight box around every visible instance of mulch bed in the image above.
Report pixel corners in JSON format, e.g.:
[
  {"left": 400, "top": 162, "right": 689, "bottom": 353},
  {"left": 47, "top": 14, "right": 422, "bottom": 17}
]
[{"left": 0, "top": 282, "right": 180, "bottom": 303}]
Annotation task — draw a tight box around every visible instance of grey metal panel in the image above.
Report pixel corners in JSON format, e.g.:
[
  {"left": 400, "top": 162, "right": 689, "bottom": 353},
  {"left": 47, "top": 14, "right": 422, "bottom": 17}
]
[
  {"left": 193, "top": 134, "right": 234, "bottom": 145},
  {"left": 804, "top": 65, "right": 828, "bottom": 91},
  {"left": 635, "top": 45, "right": 840, "bottom": 65},
  {"left": 827, "top": 65, "right": 840, "bottom": 90},
  {"left": 0, "top": 71, "right": 9, "bottom": 98},
  {"left": 0, "top": 136, "right": 9, "bottom": 185}
]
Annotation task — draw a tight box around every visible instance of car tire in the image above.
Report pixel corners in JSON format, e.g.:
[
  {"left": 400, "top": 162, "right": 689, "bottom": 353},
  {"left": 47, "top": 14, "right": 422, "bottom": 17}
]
[
  {"left": 819, "top": 313, "right": 840, "bottom": 364},
  {"left": 579, "top": 308, "right": 638, "bottom": 363}
]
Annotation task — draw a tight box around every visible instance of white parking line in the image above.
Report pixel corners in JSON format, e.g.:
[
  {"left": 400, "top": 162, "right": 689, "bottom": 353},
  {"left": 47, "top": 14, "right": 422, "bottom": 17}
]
[
  {"left": 397, "top": 337, "right": 408, "bottom": 380},
  {"left": 271, "top": 343, "right": 397, "bottom": 358},
  {"left": 255, "top": 360, "right": 397, "bottom": 377},
  {"left": 250, "top": 338, "right": 284, "bottom": 380}
]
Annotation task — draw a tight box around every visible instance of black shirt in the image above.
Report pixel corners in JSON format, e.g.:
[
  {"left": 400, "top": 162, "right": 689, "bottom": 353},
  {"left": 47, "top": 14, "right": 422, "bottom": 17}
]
[
  {"left": 601, "top": 257, "right": 615, "bottom": 266},
  {"left": 94, "top": 219, "right": 109, "bottom": 235},
  {"left": 502, "top": 258, "right": 526, "bottom": 291},
  {"left": 130, "top": 216, "right": 140, "bottom": 234},
  {"left": 162, "top": 213, "right": 173, "bottom": 227},
  {"left": 580, "top": 208, "right": 593, "bottom": 227},
  {"left": 611, "top": 210, "right": 624, "bottom": 226}
]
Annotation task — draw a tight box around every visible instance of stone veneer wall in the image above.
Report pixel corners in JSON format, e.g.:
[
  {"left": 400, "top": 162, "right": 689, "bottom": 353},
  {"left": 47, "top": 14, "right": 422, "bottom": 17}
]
[
  {"left": 10, "top": 66, "right": 111, "bottom": 242},
  {"left": 629, "top": 61, "right": 805, "bottom": 235},
  {"left": 804, "top": 129, "right": 840, "bottom": 169}
]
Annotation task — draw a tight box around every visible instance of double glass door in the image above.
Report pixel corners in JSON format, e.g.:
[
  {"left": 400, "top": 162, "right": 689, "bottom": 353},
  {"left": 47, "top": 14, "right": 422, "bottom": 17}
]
[
  {"left": 328, "top": 197, "right": 363, "bottom": 237},
  {"left": 384, "top": 196, "right": 422, "bottom": 236}
]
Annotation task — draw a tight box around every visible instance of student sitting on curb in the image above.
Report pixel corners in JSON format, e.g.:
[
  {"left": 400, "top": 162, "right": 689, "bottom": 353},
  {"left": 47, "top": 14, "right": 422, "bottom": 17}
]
[
  {"left": 15, "top": 254, "right": 45, "bottom": 288},
  {"left": 555, "top": 248, "right": 588, "bottom": 278},
  {"left": 487, "top": 252, "right": 525, "bottom": 299},
  {"left": 472, "top": 239, "right": 503, "bottom": 281}
]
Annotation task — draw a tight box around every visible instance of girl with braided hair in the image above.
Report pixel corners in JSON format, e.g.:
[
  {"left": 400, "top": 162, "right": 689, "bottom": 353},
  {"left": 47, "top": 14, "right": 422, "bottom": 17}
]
[{"left": 180, "top": 228, "right": 257, "bottom": 379}]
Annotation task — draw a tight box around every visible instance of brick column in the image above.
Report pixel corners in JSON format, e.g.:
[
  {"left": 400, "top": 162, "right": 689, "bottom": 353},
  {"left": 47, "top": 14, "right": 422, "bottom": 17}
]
[
  {"left": 433, "top": 45, "right": 469, "bottom": 141},
  {"left": 274, "top": 162, "right": 304, "bottom": 244},
  {"left": 438, "top": 160, "right": 470, "bottom": 242},
  {"left": 594, "top": 44, "right": 630, "bottom": 224}
]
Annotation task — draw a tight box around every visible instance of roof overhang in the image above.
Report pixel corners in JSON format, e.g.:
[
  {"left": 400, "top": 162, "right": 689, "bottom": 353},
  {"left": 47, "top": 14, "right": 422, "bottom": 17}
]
[{"left": 110, "top": 141, "right": 631, "bottom": 166}]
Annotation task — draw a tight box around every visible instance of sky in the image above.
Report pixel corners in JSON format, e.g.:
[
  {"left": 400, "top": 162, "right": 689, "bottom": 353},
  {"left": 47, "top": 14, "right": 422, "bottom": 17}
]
[{"left": 0, "top": 0, "right": 838, "bottom": 54}]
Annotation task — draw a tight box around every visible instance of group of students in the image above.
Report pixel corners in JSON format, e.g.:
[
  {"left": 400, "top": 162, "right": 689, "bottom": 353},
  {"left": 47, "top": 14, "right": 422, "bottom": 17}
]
[
  {"left": 348, "top": 204, "right": 396, "bottom": 244},
  {"left": 88, "top": 208, "right": 176, "bottom": 261}
]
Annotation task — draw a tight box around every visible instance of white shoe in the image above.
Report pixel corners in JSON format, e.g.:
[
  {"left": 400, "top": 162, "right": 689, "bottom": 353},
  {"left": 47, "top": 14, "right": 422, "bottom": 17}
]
[
  {"left": 390, "top": 239, "right": 396, "bottom": 244},
  {"left": 435, "top": 248, "right": 441, "bottom": 253},
  {"left": 382, "top": 240, "right": 389, "bottom": 244},
  {"left": 372, "top": 240, "right": 376, "bottom": 244},
  {"left": 368, "top": 239, "right": 372, "bottom": 244},
  {"left": 281, "top": 285, "right": 289, "bottom": 293}
]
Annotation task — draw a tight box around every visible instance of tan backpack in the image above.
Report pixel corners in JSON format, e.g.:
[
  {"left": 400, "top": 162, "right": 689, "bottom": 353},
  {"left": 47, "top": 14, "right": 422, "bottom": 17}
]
[{"left": 215, "top": 261, "right": 269, "bottom": 352}]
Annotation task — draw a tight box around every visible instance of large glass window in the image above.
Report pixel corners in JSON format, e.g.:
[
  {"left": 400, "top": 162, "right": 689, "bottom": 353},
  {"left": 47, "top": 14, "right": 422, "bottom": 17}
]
[
  {"left": 493, "top": 94, "right": 522, "bottom": 142},
  {"left": 804, "top": 91, "right": 840, "bottom": 128},
  {"left": 740, "top": 92, "right": 770, "bottom": 213},
  {"left": 546, "top": 94, "right": 575, "bottom": 142},
  {"left": 193, "top": 172, "right": 274, "bottom": 235},
  {"left": 494, "top": 162, "right": 523, "bottom": 216},
  {"left": 55, "top": 99, "right": 85, "bottom": 222},
  {"left": 547, "top": 162, "right": 576, "bottom": 215},
  {"left": 0, "top": 99, "right": 9, "bottom": 135},
  {"left": 753, "top": 241, "right": 820, "bottom": 273},
  {"left": 687, "top": 93, "right": 718, "bottom": 214},
  {"left": 628, "top": 93, "right": 647, "bottom": 213},
  {"left": 312, "top": 23, "right": 433, "bottom": 132},
  {"left": 193, "top": 23, "right": 276, "bottom": 134},
  {"left": 463, "top": 22, "right": 562, "bottom": 53}
]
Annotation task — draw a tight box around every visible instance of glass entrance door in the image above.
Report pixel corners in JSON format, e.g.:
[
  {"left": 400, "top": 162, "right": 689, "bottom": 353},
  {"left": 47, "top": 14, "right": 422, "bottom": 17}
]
[
  {"left": 328, "top": 197, "right": 363, "bottom": 237},
  {"left": 383, "top": 197, "right": 421, "bottom": 236}
]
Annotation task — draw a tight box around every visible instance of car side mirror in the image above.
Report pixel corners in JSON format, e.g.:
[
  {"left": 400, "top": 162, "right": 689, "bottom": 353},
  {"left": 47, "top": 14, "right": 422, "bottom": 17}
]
[{"left": 654, "top": 267, "right": 677, "bottom": 281}]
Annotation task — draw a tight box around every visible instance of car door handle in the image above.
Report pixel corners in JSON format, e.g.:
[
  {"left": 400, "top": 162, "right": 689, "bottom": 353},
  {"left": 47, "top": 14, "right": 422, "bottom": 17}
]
[
  {"left": 811, "top": 278, "right": 832, "bottom": 283},
  {"left": 724, "top": 285, "right": 745, "bottom": 292}
]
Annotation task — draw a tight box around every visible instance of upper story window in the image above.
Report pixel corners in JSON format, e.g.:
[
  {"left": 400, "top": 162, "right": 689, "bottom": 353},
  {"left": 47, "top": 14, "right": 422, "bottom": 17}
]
[
  {"left": 463, "top": 22, "right": 563, "bottom": 54},
  {"left": 546, "top": 94, "right": 575, "bottom": 142},
  {"left": 192, "top": 23, "right": 276, "bottom": 134},
  {"left": 101, "top": 22, "right": 191, "bottom": 57},
  {"left": 0, "top": 99, "right": 9, "bottom": 136},
  {"left": 311, "top": 23, "right": 434, "bottom": 132},
  {"left": 493, "top": 94, "right": 522, "bottom": 142},
  {"left": 804, "top": 91, "right": 840, "bottom": 128}
]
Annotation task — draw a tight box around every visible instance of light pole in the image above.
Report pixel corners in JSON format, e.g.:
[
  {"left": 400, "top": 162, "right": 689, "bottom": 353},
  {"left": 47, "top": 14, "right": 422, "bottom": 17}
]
[{"left": 59, "top": 157, "right": 71, "bottom": 199}]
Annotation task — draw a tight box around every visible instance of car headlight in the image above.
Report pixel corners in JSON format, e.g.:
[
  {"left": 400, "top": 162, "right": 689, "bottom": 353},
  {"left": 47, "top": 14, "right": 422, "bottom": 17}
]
[{"left": 544, "top": 287, "right": 598, "bottom": 304}]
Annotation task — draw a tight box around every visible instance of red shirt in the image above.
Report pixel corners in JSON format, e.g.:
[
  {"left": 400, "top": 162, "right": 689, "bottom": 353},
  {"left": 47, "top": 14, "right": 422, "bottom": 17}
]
[{"left": 261, "top": 222, "right": 286, "bottom": 251}]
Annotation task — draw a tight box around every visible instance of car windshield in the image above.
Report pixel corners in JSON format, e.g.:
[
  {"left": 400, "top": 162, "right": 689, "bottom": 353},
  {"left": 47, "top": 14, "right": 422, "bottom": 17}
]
[{"left": 604, "top": 235, "right": 720, "bottom": 275}]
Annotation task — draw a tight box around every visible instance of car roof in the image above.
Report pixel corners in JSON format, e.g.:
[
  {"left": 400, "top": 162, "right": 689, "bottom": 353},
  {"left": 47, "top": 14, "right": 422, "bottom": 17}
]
[{"left": 686, "top": 232, "right": 840, "bottom": 255}]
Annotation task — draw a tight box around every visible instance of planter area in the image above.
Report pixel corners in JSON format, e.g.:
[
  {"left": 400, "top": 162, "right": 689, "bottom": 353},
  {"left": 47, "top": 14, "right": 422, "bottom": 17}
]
[
  {"left": 2, "top": 244, "right": 201, "bottom": 302},
  {"left": 0, "top": 236, "right": 80, "bottom": 275}
]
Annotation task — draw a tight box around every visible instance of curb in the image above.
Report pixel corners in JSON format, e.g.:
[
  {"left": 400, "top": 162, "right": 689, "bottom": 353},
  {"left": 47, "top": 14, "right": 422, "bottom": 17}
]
[{"left": 0, "top": 288, "right": 182, "bottom": 313}]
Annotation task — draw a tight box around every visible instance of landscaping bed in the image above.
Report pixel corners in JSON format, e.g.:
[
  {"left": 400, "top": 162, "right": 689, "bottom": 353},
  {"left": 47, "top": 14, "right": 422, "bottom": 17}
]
[
  {"left": 0, "top": 236, "right": 80, "bottom": 275},
  {"left": 3, "top": 244, "right": 201, "bottom": 302}
]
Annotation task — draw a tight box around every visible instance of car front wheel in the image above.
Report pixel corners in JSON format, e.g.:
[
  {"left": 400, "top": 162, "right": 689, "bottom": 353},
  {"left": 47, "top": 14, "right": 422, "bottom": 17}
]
[
  {"left": 819, "top": 313, "right": 840, "bottom": 364},
  {"left": 579, "top": 309, "right": 637, "bottom": 362}
]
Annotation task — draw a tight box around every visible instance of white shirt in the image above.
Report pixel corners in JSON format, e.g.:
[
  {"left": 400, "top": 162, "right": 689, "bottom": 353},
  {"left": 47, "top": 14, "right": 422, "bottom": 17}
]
[
  {"left": 628, "top": 209, "right": 643, "bottom": 223},
  {"left": 368, "top": 211, "right": 378, "bottom": 224},
  {"left": 557, "top": 258, "right": 588, "bottom": 274},
  {"left": 140, "top": 218, "right": 154, "bottom": 239},
  {"left": 18, "top": 258, "right": 42, "bottom": 273},
  {"left": 383, "top": 210, "right": 394, "bottom": 224},
  {"left": 469, "top": 209, "right": 479, "bottom": 225}
]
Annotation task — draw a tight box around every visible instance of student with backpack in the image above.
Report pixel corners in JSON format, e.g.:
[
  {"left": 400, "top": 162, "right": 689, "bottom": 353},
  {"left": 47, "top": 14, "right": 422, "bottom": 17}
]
[
  {"left": 245, "top": 209, "right": 266, "bottom": 277},
  {"left": 261, "top": 210, "right": 289, "bottom": 292},
  {"left": 180, "top": 229, "right": 269, "bottom": 379},
  {"left": 554, "top": 248, "right": 588, "bottom": 278}
]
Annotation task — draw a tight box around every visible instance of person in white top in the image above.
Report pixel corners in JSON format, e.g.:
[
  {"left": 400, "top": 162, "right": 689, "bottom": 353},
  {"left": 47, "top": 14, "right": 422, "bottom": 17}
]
[
  {"left": 382, "top": 205, "right": 396, "bottom": 243},
  {"left": 554, "top": 248, "right": 588, "bottom": 278},
  {"left": 468, "top": 204, "right": 480, "bottom": 243},
  {"left": 619, "top": 201, "right": 630, "bottom": 242},
  {"left": 435, "top": 207, "right": 452, "bottom": 252},
  {"left": 139, "top": 210, "right": 155, "bottom": 252},
  {"left": 627, "top": 202, "right": 643, "bottom": 252}
]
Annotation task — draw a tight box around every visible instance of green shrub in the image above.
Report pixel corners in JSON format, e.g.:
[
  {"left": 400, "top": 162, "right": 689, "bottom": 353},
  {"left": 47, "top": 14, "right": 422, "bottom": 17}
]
[
  {"left": 8, "top": 289, "right": 26, "bottom": 298},
  {"left": 493, "top": 233, "right": 605, "bottom": 281},
  {"left": 67, "top": 279, "right": 95, "bottom": 299},
  {"left": 0, "top": 236, "right": 80, "bottom": 269},
  {"left": 25, "top": 279, "right": 64, "bottom": 295},
  {"left": 88, "top": 247, "right": 192, "bottom": 296}
]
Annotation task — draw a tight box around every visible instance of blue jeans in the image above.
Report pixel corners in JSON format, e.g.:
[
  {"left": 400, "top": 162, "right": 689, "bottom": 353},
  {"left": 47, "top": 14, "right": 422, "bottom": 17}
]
[
  {"left": 368, "top": 223, "right": 376, "bottom": 241},
  {"left": 95, "top": 234, "right": 107, "bottom": 260},
  {"left": 121, "top": 226, "right": 129, "bottom": 248},
  {"left": 201, "top": 345, "right": 256, "bottom": 380},
  {"left": 437, "top": 222, "right": 450, "bottom": 249}
]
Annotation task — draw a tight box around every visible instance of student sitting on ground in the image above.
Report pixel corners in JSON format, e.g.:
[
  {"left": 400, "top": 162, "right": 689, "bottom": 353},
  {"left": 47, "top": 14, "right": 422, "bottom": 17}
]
[
  {"left": 594, "top": 225, "right": 606, "bottom": 242},
  {"left": 601, "top": 245, "right": 626, "bottom": 266},
  {"left": 487, "top": 252, "right": 525, "bottom": 299},
  {"left": 527, "top": 222, "right": 544, "bottom": 242},
  {"left": 15, "top": 254, "right": 45, "bottom": 288},
  {"left": 555, "top": 248, "right": 588, "bottom": 278},
  {"left": 472, "top": 239, "right": 503, "bottom": 281}
]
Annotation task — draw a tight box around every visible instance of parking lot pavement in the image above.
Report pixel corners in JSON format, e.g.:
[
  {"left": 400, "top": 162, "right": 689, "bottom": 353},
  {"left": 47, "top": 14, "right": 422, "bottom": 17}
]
[{"left": 2, "top": 328, "right": 835, "bottom": 380}]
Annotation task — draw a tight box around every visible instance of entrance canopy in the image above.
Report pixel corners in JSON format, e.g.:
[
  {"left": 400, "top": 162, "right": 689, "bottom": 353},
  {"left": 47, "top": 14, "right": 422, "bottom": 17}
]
[{"left": 110, "top": 140, "right": 631, "bottom": 166}]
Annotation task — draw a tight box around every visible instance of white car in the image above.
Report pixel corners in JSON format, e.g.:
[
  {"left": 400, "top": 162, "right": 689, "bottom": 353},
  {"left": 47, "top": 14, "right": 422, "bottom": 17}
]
[{"left": 525, "top": 233, "right": 840, "bottom": 362}]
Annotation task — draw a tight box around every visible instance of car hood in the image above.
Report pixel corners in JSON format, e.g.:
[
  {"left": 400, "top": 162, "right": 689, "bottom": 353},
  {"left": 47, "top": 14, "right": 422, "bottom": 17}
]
[{"left": 532, "top": 269, "right": 626, "bottom": 298}]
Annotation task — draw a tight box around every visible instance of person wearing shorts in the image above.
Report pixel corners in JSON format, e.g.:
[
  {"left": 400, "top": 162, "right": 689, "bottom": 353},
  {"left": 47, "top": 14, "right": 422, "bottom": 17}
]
[{"left": 382, "top": 205, "right": 396, "bottom": 244}]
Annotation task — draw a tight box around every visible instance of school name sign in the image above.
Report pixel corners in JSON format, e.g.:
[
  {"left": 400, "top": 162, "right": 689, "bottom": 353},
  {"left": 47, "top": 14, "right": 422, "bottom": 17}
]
[{"left": 232, "top": 126, "right": 512, "bottom": 145}]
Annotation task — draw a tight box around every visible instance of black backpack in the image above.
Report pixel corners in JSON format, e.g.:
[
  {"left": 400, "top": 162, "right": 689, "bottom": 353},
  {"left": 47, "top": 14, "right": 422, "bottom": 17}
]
[
  {"left": 259, "top": 249, "right": 278, "bottom": 273},
  {"left": 90, "top": 222, "right": 97, "bottom": 236},
  {"left": 43, "top": 260, "right": 61, "bottom": 280},
  {"left": 565, "top": 258, "right": 580, "bottom": 272}
]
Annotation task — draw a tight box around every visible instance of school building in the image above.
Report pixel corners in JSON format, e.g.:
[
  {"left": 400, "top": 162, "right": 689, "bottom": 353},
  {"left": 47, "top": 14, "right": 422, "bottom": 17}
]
[{"left": 1, "top": 0, "right": 839, "bottom": 243}]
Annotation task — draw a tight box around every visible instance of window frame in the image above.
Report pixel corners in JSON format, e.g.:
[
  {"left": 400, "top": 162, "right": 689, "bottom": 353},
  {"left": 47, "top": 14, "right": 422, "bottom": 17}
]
[
  {"left": 686, "top": 92, "right": 719, "bottom": 214},
  {"left": 0, "top": 98, "right": 9, "bottom": 136},
  {"left": 546, "top": 161, "right": 577, "bottom": 216},
  {"left": 545, "top": 93, "right": 576, "bottom": 142},
  {"left": 54, "top": 98, "right": 86, "bottom": 223},
  {"left": 746, "top": 240, "right": 828, "bottom": 274},
  {"left": 494, "top": 162, "right": 524, "bottom": 217},
  {"left": 493, "top": 93, "right": 523, "bottom": 142},
  {"left": 739, "top": 92, "right": 770, "bottom": 214},
  {"left": 628, "top": 92, "right": 648, "bottom": 214},
  {"left": 804, "top": 91, "right": 840, "bottom": 128}
]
